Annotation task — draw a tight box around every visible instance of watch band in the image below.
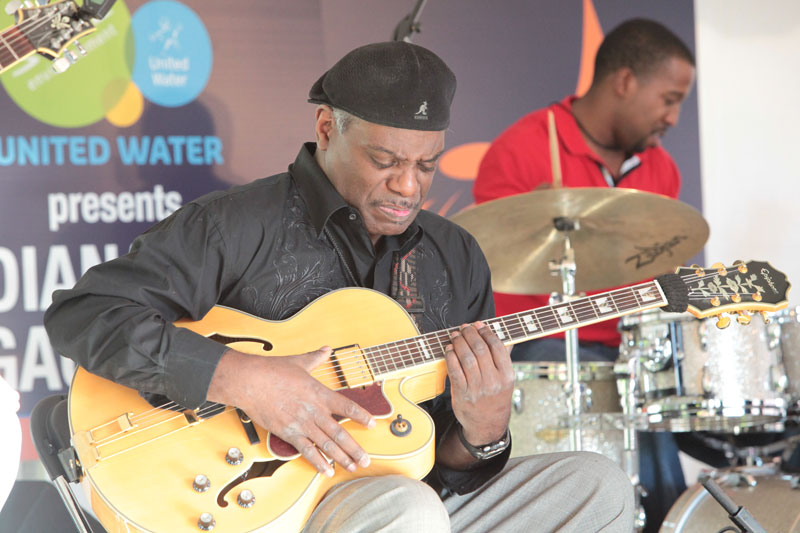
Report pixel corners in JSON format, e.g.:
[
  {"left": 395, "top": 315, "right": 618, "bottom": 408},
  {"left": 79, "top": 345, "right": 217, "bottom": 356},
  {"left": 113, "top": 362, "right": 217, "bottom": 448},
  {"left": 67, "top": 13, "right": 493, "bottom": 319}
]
[{"left": 456, "top": 423, "right": 510, "bottom": 460}]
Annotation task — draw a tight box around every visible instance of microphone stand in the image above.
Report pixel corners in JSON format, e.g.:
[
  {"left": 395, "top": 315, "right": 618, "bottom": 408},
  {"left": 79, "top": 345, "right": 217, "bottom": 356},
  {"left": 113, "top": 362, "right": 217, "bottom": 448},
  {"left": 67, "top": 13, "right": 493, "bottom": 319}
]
[
  {"left": 391, "top": 0, "right": 428, "bottom": 42},
  {"left": 699, "top": 476, "right": 767, "bottom": 533}
]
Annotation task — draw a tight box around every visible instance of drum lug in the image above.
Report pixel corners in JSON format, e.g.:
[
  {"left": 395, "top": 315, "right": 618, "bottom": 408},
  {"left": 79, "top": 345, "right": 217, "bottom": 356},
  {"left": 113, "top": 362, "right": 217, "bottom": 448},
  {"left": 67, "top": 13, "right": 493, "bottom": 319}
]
[
  {"left": 769, "top": 364, "right": 789, "bottom": 393},
  {"left": 698, "top": 321, "right": 709, "bottom": 351},
  {"left": 701, "top": 364, "right": 713, "bottom": 395},
  {"left": 722, "top": 472, "right": 757, "bottom": 488},
  {"left": 512, "top": 387, "right": 524, "bottom": 414}
]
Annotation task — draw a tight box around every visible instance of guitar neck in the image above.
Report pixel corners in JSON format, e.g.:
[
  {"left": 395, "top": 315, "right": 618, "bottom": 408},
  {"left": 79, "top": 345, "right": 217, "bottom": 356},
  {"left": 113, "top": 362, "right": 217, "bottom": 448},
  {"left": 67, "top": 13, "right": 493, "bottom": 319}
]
[
  {"left": 0, "top": 25, "right": 34, "bottom": 72},
  {"left": 365, "top": 280, "right": 667, "bottom": 379}
]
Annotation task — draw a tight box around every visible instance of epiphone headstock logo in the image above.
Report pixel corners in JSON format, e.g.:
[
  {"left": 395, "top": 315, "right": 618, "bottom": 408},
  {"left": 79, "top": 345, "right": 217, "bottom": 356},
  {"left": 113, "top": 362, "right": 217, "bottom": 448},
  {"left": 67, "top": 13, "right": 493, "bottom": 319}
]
[{"left": 760, "top": 268, "right": 779, "bottom": 294}]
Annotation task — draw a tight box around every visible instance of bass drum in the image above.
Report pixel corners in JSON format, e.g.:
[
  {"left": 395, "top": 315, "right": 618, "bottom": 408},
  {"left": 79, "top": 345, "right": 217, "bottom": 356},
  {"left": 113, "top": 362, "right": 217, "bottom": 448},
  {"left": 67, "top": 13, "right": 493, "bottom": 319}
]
[{"left": 660, "top": 466, "right": 800, "bottom": 532}]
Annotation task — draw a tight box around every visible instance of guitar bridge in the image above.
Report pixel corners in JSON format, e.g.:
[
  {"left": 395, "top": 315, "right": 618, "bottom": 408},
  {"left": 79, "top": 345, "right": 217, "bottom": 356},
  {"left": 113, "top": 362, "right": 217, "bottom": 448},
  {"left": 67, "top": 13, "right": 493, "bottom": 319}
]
[{"left": 72, "top": 412, "right": 135, "bottom": 469}]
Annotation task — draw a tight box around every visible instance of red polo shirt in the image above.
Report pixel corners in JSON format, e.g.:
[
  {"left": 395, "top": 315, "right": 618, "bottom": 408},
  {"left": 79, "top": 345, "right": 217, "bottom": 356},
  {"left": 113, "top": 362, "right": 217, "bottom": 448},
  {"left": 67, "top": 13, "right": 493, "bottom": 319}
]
[{"left": 473, "top": 96, "right": 681, "bottom": 346}]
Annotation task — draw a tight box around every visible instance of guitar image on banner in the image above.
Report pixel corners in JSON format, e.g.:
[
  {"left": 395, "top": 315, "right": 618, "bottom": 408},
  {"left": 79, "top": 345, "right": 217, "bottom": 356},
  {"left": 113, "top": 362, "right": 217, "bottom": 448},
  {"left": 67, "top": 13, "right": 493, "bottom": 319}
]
[
  {"left": 0, "top": 0, "right": 115, "bottom": 75},
  {"left": 67, "top": 261, "right": 790, "bottom": 532}
]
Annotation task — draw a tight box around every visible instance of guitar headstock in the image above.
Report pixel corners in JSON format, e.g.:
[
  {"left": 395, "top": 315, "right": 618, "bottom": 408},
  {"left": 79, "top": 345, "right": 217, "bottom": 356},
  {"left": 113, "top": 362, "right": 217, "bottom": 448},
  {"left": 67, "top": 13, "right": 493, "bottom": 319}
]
[
  {"left": 677, "top": 260, "right": 790, "bottom": 327},
  {"left": 12, "top": 0, "right": 98, "bottom": 72}
]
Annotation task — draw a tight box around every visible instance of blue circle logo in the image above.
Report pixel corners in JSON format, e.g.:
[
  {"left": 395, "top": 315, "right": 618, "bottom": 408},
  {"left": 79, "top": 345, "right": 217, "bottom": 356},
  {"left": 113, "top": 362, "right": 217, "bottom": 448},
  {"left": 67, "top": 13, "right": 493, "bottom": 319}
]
[{"left": 131, "top": 1, "right": 212, "bottom": 107}]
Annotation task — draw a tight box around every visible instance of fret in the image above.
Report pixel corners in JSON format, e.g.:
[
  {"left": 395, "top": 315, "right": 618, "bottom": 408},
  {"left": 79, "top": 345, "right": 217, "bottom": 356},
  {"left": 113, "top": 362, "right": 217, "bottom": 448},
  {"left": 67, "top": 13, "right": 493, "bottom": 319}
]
[
  {"left": 571, "top": 299, "right": 597, "bottom": 323},
  {"left": 0, "top": 31, "right": 19, "bottom": 60},
  {"left": 488, "top": 319, "right": 509, "bottom": 341},
  {"left": 614, "top": 288, "right": 640, "bottom": 312},
  {"left": 432, "top": 331, "right": 449, "bottom": 359},
  {"left": 536, "top": 306, "right": 559, "bottom": 334}
]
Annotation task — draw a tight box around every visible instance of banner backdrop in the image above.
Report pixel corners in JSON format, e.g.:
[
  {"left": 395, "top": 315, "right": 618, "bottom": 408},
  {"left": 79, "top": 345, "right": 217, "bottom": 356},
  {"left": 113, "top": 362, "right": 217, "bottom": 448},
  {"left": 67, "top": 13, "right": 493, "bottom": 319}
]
[{"left": 0, "top": 0, "right": 698, "bottom": 459}]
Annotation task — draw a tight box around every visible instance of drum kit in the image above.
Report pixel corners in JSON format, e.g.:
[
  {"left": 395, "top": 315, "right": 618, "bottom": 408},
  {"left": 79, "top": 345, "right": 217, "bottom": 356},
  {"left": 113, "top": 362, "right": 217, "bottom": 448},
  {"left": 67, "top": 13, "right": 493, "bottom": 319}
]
[{"left": 451, "top": 188, "right": 800, "bottom": 532}]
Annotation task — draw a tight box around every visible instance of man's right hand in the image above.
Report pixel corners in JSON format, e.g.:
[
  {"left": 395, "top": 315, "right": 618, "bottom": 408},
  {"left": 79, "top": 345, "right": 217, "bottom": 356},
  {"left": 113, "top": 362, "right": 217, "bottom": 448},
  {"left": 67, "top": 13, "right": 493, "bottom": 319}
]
[{"left": 207, "top": 347, "right": 375, "bottom": 477}]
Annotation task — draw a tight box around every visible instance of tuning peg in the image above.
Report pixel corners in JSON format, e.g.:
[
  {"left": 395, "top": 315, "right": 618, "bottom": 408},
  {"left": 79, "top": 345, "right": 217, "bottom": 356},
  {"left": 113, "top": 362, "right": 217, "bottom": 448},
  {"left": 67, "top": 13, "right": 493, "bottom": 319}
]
[
  {"left": 23, "top": 0, "right": 32, "bottom": 7},
  {"left": 733, "top": 260, "right": 748, "bottom": 274},
  {"left": 710, "top": 296, "right": 721, "bottom": 307},
  {"left": 716, "top": 314, "right": 731, "bottom": 329},
  {"left": 64, "top": 50, "right": 77, "bottom": 64},
  {"left": 711, "top": 262, "right": 728, "bottom": 276},
  {"left": 760, "top": 311, "right": 771, "bottom": 324},
  {"left": 753, "top": 292, "right": 762, "bottom": 302},
  {"left": 691, "top": 264, "right": 704, "bottom": 276},
  {"left": 731, "top": 293, "right": 742, "bottom": 303},
  {"left": 736, "top": 311, "right": 751, "bottom": 326},
  {"left": 74, "top": 40, "right": 87, "bottom": 56},
  {"left": 51, "top": 57, "right": 71, "bottom": 73},
  {"left": 4, "top": 1, "right": 21, "bottom": 15}
]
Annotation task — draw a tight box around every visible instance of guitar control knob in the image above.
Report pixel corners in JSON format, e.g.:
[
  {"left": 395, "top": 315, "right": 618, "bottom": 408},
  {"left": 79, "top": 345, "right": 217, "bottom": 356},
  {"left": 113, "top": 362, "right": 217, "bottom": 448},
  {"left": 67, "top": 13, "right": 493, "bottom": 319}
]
[
  {"left": 716, "top": 315, "right": 731, "bottom": 329},
  {"left": 192, "top": 474, "right": 211, "bottom": 493},
  {"left": 390, "top": 414, "right": 412, "bottom": 437},
  {"left": 237, "top": 489, "right": 256, "bottom": 508},
  {"left": 197, "top": 512, "right": 215, "bottom": 530},
  {"left": 226, "top": 447, "right": 244, "bottom": 465}
]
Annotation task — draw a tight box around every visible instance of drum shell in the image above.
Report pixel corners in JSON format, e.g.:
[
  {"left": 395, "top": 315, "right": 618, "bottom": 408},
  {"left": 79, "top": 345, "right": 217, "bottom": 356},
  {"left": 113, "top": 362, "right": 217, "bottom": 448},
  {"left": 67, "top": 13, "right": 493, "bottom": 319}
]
[
  {"left": 619, "top": 310, "right": 788, "bottom": 431},
  {"left": 660, "top": 467, "right": 800, "bottom": 532},
  {"left": 777, "top": 307, "right": 800, "bottom": 404},
  {"left": 508, "top": 362, "right": 624, "bottom": 464}
]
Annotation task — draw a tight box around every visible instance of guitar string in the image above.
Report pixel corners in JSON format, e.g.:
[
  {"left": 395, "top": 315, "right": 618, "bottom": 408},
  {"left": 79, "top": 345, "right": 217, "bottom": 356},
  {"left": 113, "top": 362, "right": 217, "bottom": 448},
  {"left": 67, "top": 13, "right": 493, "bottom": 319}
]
[
  {"left": 1, "top": 9, "right": 70, "bottom": 54},
  {"left": 118, "top": 284, "right": 660, "bottom": 429},
  {"left": 95, "top": 276, "right": 777, "bottom": 449},
  {"left": 119, "top": 276, "right": 762, "bottom": 430},
  {"left": 125, "top": 277, "right": 764, "bottom": 422},
  {"left": 96, "top": 290, "right": 756, "bottom": 451}
]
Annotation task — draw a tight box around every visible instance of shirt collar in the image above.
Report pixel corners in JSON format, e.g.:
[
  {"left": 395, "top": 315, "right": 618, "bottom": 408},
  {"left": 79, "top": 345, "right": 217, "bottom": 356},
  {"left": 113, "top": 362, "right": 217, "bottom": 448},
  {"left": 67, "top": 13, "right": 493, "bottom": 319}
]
[
  {"left": 290, "top": 142, "right": 350, "bottom": 237},
  {"left": 289, "top": 142, "right": 423, "bottom": 249}
]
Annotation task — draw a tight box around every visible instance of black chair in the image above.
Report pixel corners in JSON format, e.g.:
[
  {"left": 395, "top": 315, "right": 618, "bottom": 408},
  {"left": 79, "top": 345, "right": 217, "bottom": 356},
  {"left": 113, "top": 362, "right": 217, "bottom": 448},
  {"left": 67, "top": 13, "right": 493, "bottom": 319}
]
[{"left": 28, "top": 394, "right": 102, "bottom": 533}]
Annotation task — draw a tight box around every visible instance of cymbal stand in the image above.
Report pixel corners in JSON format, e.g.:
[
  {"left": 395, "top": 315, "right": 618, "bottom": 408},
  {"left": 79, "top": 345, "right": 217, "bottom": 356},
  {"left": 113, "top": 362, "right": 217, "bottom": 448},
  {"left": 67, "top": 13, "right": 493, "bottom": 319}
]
[{"left": 548, "top": 217, "right": 582, "bottom": 451}]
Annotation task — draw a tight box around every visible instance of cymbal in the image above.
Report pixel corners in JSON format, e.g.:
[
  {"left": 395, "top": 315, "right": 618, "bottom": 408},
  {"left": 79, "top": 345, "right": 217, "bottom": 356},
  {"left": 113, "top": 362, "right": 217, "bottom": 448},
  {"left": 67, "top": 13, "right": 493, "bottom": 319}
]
[{"left": 450, "top": 188, "right": 709, "bottom": 294}]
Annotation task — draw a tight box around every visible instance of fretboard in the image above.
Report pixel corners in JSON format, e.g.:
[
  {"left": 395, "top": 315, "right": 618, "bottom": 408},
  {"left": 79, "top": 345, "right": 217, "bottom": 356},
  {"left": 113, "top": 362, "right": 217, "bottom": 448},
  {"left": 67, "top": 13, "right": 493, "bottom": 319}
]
[
  {"left": 363, "top": 280, "right": 667, "bottom": 379},
  {"left": 0, "top": 26, "right": 34, "bottom": 71}
]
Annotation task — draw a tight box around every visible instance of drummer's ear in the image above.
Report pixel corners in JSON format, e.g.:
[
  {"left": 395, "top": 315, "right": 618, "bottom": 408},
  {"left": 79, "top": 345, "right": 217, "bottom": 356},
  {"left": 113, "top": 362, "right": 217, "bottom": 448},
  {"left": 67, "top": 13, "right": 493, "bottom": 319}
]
[{"left": 612, "top": 67, "right": 638, "bottom": 99}]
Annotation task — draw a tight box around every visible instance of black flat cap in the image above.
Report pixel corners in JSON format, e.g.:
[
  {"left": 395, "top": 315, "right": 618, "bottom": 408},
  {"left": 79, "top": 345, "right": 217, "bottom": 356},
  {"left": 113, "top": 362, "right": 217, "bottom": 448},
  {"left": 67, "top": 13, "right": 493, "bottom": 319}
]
[{"left": 308, "top": 41, "right": 456, "bottom": 131}]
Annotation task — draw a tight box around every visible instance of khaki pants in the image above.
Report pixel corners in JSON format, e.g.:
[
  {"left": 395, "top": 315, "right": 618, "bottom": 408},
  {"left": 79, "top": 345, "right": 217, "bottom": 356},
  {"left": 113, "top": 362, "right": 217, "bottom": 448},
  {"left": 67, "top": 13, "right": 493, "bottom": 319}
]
[{"left": 303, "top": 452, "right": 634, "bottom": 533}]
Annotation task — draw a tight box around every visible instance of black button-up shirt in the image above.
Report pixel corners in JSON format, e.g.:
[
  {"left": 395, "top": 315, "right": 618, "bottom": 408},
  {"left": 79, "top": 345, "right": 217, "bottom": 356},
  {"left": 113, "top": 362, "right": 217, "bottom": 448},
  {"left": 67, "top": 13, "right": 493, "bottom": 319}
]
[{"left": 45, "top": 143, "right": 508, "bottom": 494}]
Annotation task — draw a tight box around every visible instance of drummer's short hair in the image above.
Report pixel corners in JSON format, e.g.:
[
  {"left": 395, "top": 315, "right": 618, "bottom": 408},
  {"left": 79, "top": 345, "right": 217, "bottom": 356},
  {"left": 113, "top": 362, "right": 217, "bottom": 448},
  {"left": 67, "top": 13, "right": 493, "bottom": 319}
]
[{"left": 593, "top": 18, "right": 695, "bottom": 83}]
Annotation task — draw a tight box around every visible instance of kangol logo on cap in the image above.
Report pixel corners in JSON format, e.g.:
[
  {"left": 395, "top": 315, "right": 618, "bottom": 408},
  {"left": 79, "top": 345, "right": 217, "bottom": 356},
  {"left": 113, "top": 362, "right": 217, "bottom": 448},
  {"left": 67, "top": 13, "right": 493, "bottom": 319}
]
[{"left": 414, "top": 101, "right": 429, "bottom": 120}]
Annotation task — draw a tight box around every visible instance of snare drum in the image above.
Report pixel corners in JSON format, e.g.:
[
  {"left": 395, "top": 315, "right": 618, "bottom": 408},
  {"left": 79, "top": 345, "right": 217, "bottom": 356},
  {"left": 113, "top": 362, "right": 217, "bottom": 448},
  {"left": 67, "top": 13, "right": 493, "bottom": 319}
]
[
  {"left": 508, "top": 362, "right": 624, "bottom": 464},
  {"left": 777, "top": 307, "right": 800, "bottom": 409},
  {"left": 660, "top": 465, "right": 800, "bottom": 532},
  {"left": 619, "top": 309, "right": 789, "bottom": 432}
]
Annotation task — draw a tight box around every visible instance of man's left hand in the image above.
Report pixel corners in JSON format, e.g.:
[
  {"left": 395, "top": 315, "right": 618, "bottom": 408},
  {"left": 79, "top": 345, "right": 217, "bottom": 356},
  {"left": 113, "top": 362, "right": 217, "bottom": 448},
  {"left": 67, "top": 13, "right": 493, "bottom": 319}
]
[{"left": 444, "top": 321, "right": 514, "bottom": 447}]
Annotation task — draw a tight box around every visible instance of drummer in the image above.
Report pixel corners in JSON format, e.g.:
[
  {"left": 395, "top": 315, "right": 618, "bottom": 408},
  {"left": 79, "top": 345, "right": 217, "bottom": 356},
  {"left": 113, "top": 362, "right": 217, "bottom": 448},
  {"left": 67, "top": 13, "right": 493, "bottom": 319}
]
[{"left": 473, "top": 18, "right": 695, "bottom": 532}]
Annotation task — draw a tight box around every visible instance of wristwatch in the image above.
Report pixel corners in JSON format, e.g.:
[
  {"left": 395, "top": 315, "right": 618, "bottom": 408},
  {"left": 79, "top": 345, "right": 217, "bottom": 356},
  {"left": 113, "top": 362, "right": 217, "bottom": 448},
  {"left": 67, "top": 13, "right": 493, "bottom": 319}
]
[{"left": 456, "top": 422, "right": 511, "bottom": 460}]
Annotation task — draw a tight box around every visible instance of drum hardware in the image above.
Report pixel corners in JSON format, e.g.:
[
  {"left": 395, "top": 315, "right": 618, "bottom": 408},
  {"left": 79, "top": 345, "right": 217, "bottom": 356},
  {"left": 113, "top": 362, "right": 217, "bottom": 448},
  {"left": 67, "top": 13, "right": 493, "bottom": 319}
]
[
  {"left": 662, "top": 463, "right": 800, "bottom": 532},
  {"left": 699, "top": 474, "right": 767, "bottom": 533}
]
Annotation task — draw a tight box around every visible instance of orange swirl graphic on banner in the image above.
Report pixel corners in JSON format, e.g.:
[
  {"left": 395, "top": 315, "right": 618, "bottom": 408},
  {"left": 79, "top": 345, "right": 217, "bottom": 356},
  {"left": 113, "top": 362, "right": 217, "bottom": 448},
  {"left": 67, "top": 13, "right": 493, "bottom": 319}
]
[{"left": 576, "top": 0, "right": 603, "bottom": 97}]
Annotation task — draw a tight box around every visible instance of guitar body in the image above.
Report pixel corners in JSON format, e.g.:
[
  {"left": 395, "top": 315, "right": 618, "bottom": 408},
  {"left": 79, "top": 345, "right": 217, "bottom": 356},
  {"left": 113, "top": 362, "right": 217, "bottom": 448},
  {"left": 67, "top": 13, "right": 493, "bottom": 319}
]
[{"left": 68, "top": 288, "right": 448, "bottom": 532}]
